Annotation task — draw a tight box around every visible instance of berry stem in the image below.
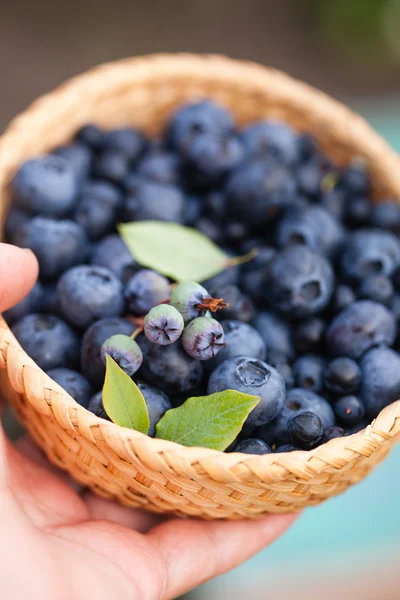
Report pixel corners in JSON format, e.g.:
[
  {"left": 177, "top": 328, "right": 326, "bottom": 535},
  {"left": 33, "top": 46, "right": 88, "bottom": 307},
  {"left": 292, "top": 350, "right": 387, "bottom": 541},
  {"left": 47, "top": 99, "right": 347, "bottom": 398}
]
[
  {"left": 131, "top": 327, "right": 143, "bottom": 340},
  {"left": 226, "top": 248, "right": 258, "bottom": 268},
  {"left": 195, "top": 297, "right": 229, "bottom": 312}
]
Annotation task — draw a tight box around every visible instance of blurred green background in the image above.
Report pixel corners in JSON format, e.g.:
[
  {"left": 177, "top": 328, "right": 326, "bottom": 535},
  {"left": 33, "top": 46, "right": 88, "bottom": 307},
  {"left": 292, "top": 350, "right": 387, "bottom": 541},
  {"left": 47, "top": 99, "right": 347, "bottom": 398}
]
[{"left": 1, "top": 0, "right": 399, "bottom": 598}]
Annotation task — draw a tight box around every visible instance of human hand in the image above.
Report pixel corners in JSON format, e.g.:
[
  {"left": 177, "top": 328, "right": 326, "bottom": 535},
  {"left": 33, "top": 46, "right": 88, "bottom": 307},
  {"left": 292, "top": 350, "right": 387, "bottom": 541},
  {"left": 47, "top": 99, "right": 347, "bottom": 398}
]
[{"left": 0, "top": 243, "right": 298, "bottom": 600}]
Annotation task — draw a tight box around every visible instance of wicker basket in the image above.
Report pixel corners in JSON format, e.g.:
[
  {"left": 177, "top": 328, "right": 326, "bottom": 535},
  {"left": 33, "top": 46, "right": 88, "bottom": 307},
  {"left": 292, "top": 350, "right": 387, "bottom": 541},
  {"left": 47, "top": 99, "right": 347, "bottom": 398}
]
[{"left": 0, "top": 54, "right": 400, "bottom": 520}]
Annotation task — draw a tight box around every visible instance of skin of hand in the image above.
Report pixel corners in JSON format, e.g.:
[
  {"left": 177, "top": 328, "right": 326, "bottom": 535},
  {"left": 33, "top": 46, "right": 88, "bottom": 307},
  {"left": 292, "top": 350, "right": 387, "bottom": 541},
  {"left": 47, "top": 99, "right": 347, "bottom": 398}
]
[{"left": 0, "top": 243, "right": 298, "bottom": 600}]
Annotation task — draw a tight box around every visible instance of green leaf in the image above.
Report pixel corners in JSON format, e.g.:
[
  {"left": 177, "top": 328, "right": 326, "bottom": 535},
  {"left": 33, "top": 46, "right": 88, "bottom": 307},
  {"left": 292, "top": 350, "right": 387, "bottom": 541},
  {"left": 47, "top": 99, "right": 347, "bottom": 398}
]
[
  {"left": 118, "top": 220, "right": 231, "bottom": 282},
  {"left": 102, "top": 355, "right": 150, "bottom": 434},
  {"left": 155, "top": 390, "right": 260, "bottom": 450}
]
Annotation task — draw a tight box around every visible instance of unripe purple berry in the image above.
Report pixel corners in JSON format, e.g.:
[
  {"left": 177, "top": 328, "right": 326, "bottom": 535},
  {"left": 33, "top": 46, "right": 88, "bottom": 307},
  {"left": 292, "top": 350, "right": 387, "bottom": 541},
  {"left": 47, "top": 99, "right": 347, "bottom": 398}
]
[
  {"left": 182, "top": 316, "right": 225, "bottom": 360},
  {"left": 101, "top": 334, "right": 143, "bottom": 376},
  {"left": 144, "top": 304, "right": 184, "bottom": 345}
]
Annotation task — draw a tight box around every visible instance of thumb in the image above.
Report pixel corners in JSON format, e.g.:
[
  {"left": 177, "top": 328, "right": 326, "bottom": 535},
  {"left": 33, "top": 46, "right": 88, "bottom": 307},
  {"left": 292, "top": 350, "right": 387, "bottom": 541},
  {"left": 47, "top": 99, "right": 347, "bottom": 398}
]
[{"left": 0, "top": 244, "right": 39, "bottom": 313}]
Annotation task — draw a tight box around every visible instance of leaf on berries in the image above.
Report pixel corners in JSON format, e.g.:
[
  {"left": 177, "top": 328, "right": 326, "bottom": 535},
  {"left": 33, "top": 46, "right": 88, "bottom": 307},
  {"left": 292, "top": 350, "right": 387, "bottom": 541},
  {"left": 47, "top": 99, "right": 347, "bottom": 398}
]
[
  {"left": 118, "top": 220, "right": 256, "bottom": 282},
  {"left": 103, "top": 355, "right": 150, "bottom": 434},
  {"left": 155, "top": 390, "right": 260, "bottom": 450}
]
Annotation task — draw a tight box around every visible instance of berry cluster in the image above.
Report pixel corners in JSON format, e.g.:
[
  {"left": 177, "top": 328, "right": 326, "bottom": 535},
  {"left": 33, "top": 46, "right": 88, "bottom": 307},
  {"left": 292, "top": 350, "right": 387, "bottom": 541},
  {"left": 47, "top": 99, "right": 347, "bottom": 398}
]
[{"left": 5, "top": 100, "right": 400, "bottom": 455}]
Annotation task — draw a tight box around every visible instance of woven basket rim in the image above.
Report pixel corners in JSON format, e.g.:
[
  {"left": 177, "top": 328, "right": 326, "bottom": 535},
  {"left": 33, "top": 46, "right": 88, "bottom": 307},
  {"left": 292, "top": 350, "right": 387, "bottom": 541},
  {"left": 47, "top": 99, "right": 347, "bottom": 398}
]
[{"left": 0, "top": 53, "right": 399, "bottom": 482}]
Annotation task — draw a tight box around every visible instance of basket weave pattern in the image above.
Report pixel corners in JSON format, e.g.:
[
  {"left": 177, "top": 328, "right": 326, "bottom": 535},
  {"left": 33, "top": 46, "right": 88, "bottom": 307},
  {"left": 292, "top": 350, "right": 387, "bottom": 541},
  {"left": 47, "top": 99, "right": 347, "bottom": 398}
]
[{"left": 0, "top": 54, "right": 400, "bottom": 519}]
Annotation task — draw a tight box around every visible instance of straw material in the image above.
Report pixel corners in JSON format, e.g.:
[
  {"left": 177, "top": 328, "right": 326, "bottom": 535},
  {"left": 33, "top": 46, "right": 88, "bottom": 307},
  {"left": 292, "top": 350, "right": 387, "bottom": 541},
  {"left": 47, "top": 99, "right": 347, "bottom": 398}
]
[{"left": 0, "top": 54, "right": 399, "bottom": 519}]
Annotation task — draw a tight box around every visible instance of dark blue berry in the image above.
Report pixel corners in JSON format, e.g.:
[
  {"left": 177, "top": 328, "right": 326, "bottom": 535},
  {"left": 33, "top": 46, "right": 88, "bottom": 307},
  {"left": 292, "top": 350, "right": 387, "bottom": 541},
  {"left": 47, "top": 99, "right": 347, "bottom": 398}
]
[
  {"left": 139, "top": 337, "right": 203, "bottom": 396},
  {"left": 288, "top": 411, "right": 324, "bottom": 450},
  {"left": 210, "top": 284, "right": 254, "bottom": 323},
  {"left": 205, "top": 191, "right": 226, "bottom": 220},
  {"left": 53, "top": 143, "right": 91, "bottom": 183},
  {"left": 224, "top": 221, "right": 249, "bottom": 246},
  {"left": 340, "top": 229, "right": 400, "bottom": 281},
  {"left": 125, "top": 269, "right": 170, "bottom": 316},
  {"left": 266, "top": 352, "right": 295, "bottom": 389},
  {"left": 320, "top": 188, "right": 346, "bottom": 221},
  {"left": 81, "top": 317, "right": 135, "bottom": 388},
  {"left": 241, "top": 242, "right": 276, "bottom": 270},
  {"left": 73, "top": 181, "right": 122, "bottom": 241},
  {"left": 101, "top": 334, "right": 143, "bottom": 376},
  {"left": 358, "top": 274, "right": 394, "bottom": 306},
  {"left": 202, "top": 262, "right": 240, "bottom": 291},
  {"left": 87, "top": 391, "right": 110, "bottom": 420},
  {"left": 104, "top": 128, "right": 147, "bottom": 162},
  {"left": 4, "top": 207, "right": 31, "bottom": 241},
  {"left": 93, "top": 149, "right": 130, "bottom": 183},
  {"left": 137, "top": 382, "right": 172, "bottom": 437},
  {"left": 297, "top": 157, "right": 328, "bottom": 198},
  {"left": 331, "top": 284, "right": 356, "bottom": 314},
  {"left": 167, "top": 100, "right": 234, "bottom": 151},
  {"left": 241, "top": 120, "right": 299, "bottom": 165},
  {"left": 264, "top": 246, "right": 334, "bottom": 318},
  {"left": 344, "top": 196, "right": 371, "bottom": 227},
  {"left": 253, "top": 311, "right": 294, "bottom": 360},
  {"left": 182, "top": 317, "right": 224, "bottom": 360},
  {"left": 11, "top": 216, "right": 89, "bottom": 280},
  {"left": 207, "top": 356, "right": 286, "bottom": 427},
  {"left": 345, "top": 419, "right": 370, "bottom": 435},
  {"left": 360, "top": 346, "right": 400, "bottom": 418},
  {"left": 90, "top": 234, "right": 136, "bottom": 283},
  {"left": 41, "top": 284, "right": 61, "bottom": 316},
  {"left": 334, "top": 395, "right": 366, "bottom": 427},
  {"left": 322, "top": 426, "right": 346, "bottom": 442},
  {"left": 233, "top": 438, "right": 272, "bottom": 455},
  {"left": 292, "top": 355, "right": 326, "bottom": 392},
  {"left": 324, "top": 357, "right": 361, "bottom": 394},
  {"left": 257, "top": 388, "right": 335, "bottom": 447},
  {"left": 196, "top": 217, "right": 223, "bottom": 244},
  {"left": 184, "top": 195, "right": 203, "bottom": 226},
  {"left": 76, "top": 124, "right": 105, "bottom": 150},
  {"left": 226, "top": 158, "right": 296, "bottom": 226},
  {"left": 370, "top": 201, "right": 400, "bottom": 232},
  {"left": 144, "top": 305, "right": 184, "bottom": 345},
  {"left": 57, "top": 265, "right": 124, "bottom": 329},
  {"left": 12, "top": 314, "right": 79, "bottom": 371},
  {"left": 275, "top": 444, "right": 298, "bottom": 453},
  {"left": 276, "top": 205, "right": 344, "bottom": 257},
  {"left": 122, "top": 177, "right": 185, "bottom": 223},
  {"left": 293, "top": 317, "right": 326, "bottom": 354},
  {"left": 340, "top": 164, "right": 369, "bottom": 196},
  {"left": 11, "top": 155, "right": 78, "bottom": 217},
  {"left": 47, "top": 368, "right": 93, "bottom": 408},
  {"left": 4, "top": 282, "right": 44, "bottom": 326},
  {"left": 137, "top": 150, "right": 180, "bottom": 185},
  {"left": 207, "top": 320, "right": 266, "bottom": 370},
  {"left": 326, "top": 300, "right": 396, "bottom": 359}
]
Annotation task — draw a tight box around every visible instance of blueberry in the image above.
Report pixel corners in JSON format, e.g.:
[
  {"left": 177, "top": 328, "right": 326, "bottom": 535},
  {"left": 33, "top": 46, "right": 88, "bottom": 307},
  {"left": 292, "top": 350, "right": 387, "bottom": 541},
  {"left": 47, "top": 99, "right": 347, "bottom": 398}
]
[
  {"left": 210, "top": 284, "right": 255, "bottom": 323},
  {"left": 204, "top": 191, "right": 226, "bottom": 220},
  {"left": 12, "top": 216, "right": 89, "bottom": 280},
  {"left": 137, "top": 150, "right": 180, "bottom": 185},
  {"left": 11, "top": 155, "right": 78, "bottom": 217},
  {"left": 275, "top": 444, "right": 298, "bottom": 453},
  {"left": 80, "top": 180, "right": 122, "bottom": 207},
  {"left": 138, "top": 337, "right": 203, "bottom": 396},
  {"left": 207, "top": 356, "right": 286, "bottom": 427},
  {"left": 297, "top": 133, "right": 317, "bottom": 163},
  {"left": 370, "top": 201, "right": 400, "bottom": 232},
  {"left": 4, "top": 281, "right": 44, "bottom": 326},
  {"left": 345, "top": 419, "right": 370, "bottom": 435},
  {"left": 76, "top": 124, "right": 105, "bottom": 150},
  {"left": 226, "top": 158, "right": 296, "bottom": 226},
  {"left": 241, "top": 242, "right": 276, "bottom": 270},
  {"left": 57, "top": 266, "right": 124, "bottom": 329},
  {"left": 4, "top": 207, "right": 31, "bottom": 241},
  {"left": 87, "top": 391, "right": 110, "bottom": 420},
  {"left": 182, "top": 317, "right": 224, "bottom": 360},
  {"left": 344, "top": 196, "right": 372, "bottom": 228},
  {"left": 202, "top": 262, "right": 240, "bottom": 290},
  {"left": 297, "top": 157, "right": 327, "bottom": 198},
  {"left": 73, "top": 181, "right": 122, "bottom": 241},
  {"left": 47, "top": 368, "right": 93, "bottom": 408},
  {"left": 392, "top": 295, "right": 400, "bottom": 322},
  {"left": 264, "top": 246, "right": 334, "bottom": 318},
  {"left": 241, "top": 270, "right": 265, "bottom": 304},
  {"left": 241, "top": 120, "right": 299, "bottom": 165},
  {"left": 233, "top": 438, "right": 272, "bottom": 455},
  {"left": 144, "top": 305, "right": 184, "bottom": 345},
  {"left": 276, "top": 205, "right": 344, "bottom": 258},
  {"left": 293, "top": 317, "right": 326, "bottom": 354},
  {"left": 122, "top": 177, "right": 185, "bottom": 223},
  {"left": 41, "top": 284, "right": 61, "bottom": 316},
  {"left": 320, "top": 188, "right": 346, "bottom": 221},
  {"left": 125, "top": 270, "right": 170, "bottom": 316},
  {"left": 81, "top": 317, "right": 135, "bottom": 388},
  {"left": 292, "top": 355, "right": 326, "bottom": 392},
  {"left": 90, "top": 234, "right": 136, "bottom": 283},
  {"left": 196, "top": 217, "right": 223, "bottom": 245},
  {"left": 257, "top": 388, "right": 335, "bottom": 446},
  {"left": 288, "top": 411, "right": 324, "bottom": 450},
  {"left": 322, "top": 425, "right": 346, "bottom": 442},
  {"left": 252, "top": 311, "right": 294, "bottom": 359},
  {"left": 340, "top": 163, "right": 369, "bottom": 196},
  {"left": 334, "top": 395, "right": 366, "bottom": 427},
  {"left": 137, "top": 382, "right": 172, "bottom": 437},
  {"left": 93, "top": 149, "right": 130, "bottom": 183},
  {"left": 206, "top": 320, "right": 266, "bottom": 369},
  {"left": 326, "top": 300, "right": 396, "bottom": 359},
  {"left": 101, "top": 334, "right": 143, "bottom": 376},
  {"left": 266, "top": 352, "right": 295, "bottom": 389},
  {"left": 54, "top": 143, "right": 91, "bottom": 183},
  {"left": 340, "top": 229, "right": 400, "bottom": 281},
  {"left": 170, "top": 281, "right": 210, "bottom": 322},
  {"left": 358, "top": 274, "right": 394, "bottom": 306},
  {"left": 182, "top": 132, "right": 243, "bottom": 189},
  {"left": 223, "top": 221, "right": 249, "bottom": 246},
  {"left": 12, "top": 314, "right": 79, "bottom": 371},
  {"left": 104, "top": 127, "right": 147, "bottom": 162},
  {"left": 331, "top": 284, "right": 356, "bottom": 314},
  {"left": 324, "top": 357, "right": 361, "bottom": 394},
  {"left": 360, "top": 346, "right": 400, "bottom": 417},
  {"left": 184, "top": 195, "right": 203, "bottom": 226},
  {"left": 167, "top": 100, "right": 234, "bottom": 151}
]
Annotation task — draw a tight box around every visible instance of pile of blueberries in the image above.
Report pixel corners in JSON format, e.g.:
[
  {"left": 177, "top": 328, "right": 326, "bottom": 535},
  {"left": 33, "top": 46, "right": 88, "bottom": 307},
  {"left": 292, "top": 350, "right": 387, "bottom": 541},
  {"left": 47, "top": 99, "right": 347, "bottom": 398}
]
[{"left": 5, "top": 99, "right": 400, "bottom": 455}]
